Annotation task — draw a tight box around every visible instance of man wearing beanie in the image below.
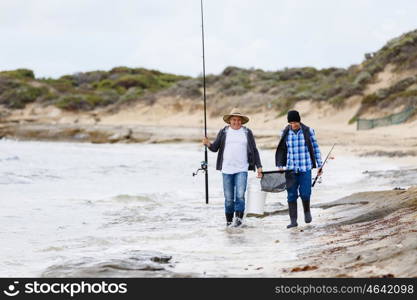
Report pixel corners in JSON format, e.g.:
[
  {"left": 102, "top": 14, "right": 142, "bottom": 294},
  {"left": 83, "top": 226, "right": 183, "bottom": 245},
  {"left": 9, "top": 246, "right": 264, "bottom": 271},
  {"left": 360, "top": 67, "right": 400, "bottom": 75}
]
[{"left": 275, "top": 110, "right": 323, "bottom": 228}]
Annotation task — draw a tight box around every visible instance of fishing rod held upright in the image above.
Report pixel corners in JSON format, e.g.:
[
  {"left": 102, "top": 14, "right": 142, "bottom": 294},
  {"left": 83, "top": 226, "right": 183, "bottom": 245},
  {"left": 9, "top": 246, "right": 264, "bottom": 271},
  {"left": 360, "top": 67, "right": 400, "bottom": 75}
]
[{"left": 193, "top": 0, "right": 209, "bottom": 204}]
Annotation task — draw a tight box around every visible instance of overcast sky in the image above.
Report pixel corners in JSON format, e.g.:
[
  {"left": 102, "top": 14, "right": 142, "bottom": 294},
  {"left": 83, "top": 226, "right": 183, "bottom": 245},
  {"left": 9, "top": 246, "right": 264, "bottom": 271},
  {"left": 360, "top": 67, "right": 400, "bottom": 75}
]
[{"left": 1, "top": 0, "right": 417, "bottom": 78}]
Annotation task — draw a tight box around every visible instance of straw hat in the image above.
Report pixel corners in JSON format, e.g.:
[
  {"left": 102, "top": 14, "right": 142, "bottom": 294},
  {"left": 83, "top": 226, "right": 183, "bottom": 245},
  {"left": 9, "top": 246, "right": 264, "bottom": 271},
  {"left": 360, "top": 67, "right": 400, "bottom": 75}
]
[{"left": 223, "top": 108, "right": 249, "bottom": 124}]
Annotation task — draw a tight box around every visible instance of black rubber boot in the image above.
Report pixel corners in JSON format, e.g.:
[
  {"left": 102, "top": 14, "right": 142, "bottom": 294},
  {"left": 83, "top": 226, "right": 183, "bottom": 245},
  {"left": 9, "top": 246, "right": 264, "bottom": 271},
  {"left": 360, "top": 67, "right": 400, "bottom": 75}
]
[
  {"left": 234, "top": 211, "right": 244, "bottom": 227},
  {"left": 302, "top": 200, "right": 312, "bottom": 223},
  {"left": 286, "top": 202, "right": 298, "bottom": 228},
  {"left": 226, "top": 213, "right": 234, "bottom": 226}
]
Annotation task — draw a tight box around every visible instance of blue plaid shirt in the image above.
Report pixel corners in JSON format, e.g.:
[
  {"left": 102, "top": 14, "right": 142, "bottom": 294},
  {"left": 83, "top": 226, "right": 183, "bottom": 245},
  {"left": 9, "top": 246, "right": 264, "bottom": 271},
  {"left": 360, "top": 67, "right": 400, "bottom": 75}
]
[{"left": 280, "top": 127, "right": 323, "bottom": 172}]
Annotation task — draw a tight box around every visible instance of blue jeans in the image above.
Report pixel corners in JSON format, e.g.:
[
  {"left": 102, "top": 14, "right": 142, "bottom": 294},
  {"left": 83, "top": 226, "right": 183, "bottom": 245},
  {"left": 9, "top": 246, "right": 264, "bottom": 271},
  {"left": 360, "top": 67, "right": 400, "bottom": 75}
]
[
  {"left": 287, "top": 170, "right": 311, "bottom": 203},
  {"left": 222, "top": 172, "right": 248, "bottom": 214}
]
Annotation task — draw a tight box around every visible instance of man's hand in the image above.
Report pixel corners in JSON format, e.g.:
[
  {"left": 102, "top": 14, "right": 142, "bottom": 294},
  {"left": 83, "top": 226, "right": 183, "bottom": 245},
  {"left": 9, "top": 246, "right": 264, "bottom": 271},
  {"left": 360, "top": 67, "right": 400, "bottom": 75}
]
[
  {"left": 256, "top": 168, "right": 263, "bottom": 178},
  {"left": 317, "top": 168, "right": 323, "bottom": 176},
  {"left": 202, "top": 137, "right": 210, "bottom": 146}
]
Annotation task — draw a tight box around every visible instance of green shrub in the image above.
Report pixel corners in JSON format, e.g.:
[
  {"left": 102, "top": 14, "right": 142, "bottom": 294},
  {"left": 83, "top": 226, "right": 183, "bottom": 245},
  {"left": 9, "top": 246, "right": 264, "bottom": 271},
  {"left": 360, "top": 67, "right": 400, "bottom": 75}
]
[
  {"left": 118, "top": 87, "right": 144, "bottom": 103},
  {"left": 222, "top": 85, "right": 247, "bottom": 96},
  {"left": 157, "top": 73, "right": 190, "bottom": 84},
  {"left": 362, "top": 93, "right": 380, "bottom": 105},
  {"left": 272, "top": 97, "right": 297, "bottom": 115},
  {"left": 169, "top": 79, "right": 202, "bottom": 98},
  {"left": 97, "top": 89, "right": 120, "bottom": 105},
  {"left": 319, "top": 68, "right": 347, "bottom": 77},
  {"left": 131, "top": 68, "right": 163, "bottom": 76},
  {"left": 0, "top": 78, "right": 21, "bottom": 94},
  {"left": 353, "top": 71, "right": 372, "bottom": 85},
  {"left": 386, "top": 76, "right": 416, "bottom": 94},
  {"left": 218, "top": 73, "right": 252, "bottom": 95},
  {"left": 41, "top": 91, "right": 58, "bottom": 102},
  {"left": 294, "top": 91, "right": 314, "bottom": 100},
  {"left": 85, "top": 95, "right": 104, "bottom": 107},
  {"left": 59, "top": 75, "right": 75, "bottom": 84},
  {"left": 55, "top": 93, "right": 115, "bottom": 110},
  {"left": 55, "top": 95, "right": 92, "bottom": 110},
  {"left": 339, "top": 83, "right": 362, "bottom": 98},
  {"left": 67, "top": 71, "right": 108, "bottom": 86},
  {"left": 278, "top": 67, "right": 318, "bottom": 81},
  {"left": 222, "top": 66, "right": 246, "bottom": 77},
  {"left": 114, "top": 74, "right": 159, "bottom": 90},
  {"left": 386, "top": 89, "right": 417, "bottom": 102},
  {"left": 40, "top": 78, "right": 75, "bottom": 93},
  {"left": 110, "top": 66, "right": 132, "bottom": 74},
  {"left": 329, "top": 95, "right": 345, "bottom": 107},
  {"left": 0, "top": 69, "right": 35, "bottom": 80},
  {"left": 348, "top": 115, "right": 358, "bottom": 124},
  {"left": 93, "top": 79, "right": 115, "bottom": 90},
  {"left": 361, "top": 77, "right": 417, "bottom": 108},
  {"left": 0, "top": 85, "right": 44, "bottom": 108}
]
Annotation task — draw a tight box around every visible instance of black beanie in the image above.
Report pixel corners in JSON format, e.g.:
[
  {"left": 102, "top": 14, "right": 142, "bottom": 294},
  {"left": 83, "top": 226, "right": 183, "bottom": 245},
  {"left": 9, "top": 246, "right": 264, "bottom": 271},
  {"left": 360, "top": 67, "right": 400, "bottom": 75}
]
[{"left": 287, "top": 110, "right": 301, "bottom": 123}]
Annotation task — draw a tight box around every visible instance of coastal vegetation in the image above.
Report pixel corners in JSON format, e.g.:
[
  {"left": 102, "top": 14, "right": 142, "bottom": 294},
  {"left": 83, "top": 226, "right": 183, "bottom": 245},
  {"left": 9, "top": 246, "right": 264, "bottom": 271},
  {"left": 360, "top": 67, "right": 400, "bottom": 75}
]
[{"left": 1, "top": 29, "right": 417, "bottom": 118}]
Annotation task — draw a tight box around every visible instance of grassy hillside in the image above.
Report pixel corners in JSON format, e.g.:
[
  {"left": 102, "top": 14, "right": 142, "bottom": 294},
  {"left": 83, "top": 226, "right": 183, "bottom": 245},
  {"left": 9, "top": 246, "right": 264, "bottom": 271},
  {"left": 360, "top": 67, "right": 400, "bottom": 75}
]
[
  {"left": 0, "top": 67, "right": 189, "bottom": 110},
  {"left": 169, "top": 29, "right": 417, "bottom": 117},
  {"left": 1, "top": 29, "right": 417, "bottom": 119}
]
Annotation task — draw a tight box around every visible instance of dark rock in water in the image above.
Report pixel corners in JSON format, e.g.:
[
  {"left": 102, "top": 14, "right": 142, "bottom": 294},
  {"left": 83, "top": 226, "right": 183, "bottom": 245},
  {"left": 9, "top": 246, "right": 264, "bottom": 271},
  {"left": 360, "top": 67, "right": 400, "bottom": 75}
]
[
  {"left": 150, "top": 256, "right": 172, "bottom": 264},
  {"left": 129, "top": 250, "right": 172, "bottom": 264},
  {"left": 41, "top": 250, "right": 175, "bottom": 277}
]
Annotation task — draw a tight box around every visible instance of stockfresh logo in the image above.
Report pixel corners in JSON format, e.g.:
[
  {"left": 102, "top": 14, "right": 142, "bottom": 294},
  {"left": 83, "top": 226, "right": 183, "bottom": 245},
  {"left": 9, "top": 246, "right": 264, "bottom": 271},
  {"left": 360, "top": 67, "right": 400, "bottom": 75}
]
[{"left": 3, "top": 281, "right": 20, "bottom": 297}]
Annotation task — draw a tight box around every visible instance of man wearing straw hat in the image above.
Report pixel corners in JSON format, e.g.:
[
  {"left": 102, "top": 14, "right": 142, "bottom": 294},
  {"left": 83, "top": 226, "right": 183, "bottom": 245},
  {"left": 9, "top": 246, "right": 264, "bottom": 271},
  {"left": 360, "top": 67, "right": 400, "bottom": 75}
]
[{"left": 203, "top": 108, "right": 263, "bottom": 227}]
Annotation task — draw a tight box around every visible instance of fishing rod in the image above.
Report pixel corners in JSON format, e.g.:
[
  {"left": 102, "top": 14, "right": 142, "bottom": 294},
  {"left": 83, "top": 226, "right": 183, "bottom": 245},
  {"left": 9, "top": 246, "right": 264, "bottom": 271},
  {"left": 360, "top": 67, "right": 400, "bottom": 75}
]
[
  {"left": 192, "top": 0, "right": 209, "bottom": 205},
  {"left": 312, "top": 143, "right": 335, "bottom": 187}
]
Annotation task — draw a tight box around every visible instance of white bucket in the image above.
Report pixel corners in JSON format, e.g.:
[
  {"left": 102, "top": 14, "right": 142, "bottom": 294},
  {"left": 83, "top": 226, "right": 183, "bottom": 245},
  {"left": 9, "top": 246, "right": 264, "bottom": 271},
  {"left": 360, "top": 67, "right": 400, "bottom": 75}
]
[{"left": 246, "top": 178, "right": 267, "bottom": 215}]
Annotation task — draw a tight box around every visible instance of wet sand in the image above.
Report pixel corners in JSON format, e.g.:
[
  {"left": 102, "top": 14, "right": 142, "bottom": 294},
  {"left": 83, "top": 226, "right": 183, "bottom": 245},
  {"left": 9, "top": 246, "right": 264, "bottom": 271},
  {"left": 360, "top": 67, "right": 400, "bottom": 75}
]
[
  {"left": 243, "top": 165, "right": 417, "bottom": 278},
  {"left": 280, "top": 187, "right": 417, "bottom": 277}
]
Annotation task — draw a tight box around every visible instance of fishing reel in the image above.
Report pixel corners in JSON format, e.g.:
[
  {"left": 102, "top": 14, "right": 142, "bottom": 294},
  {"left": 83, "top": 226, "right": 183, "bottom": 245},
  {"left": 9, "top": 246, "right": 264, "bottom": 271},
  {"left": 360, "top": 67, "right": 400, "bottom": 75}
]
[
  {"left": 317, "top": 176, "right": 323, "bottom": 184},
  {"left": 193, "top": 161, "right": 207, "bottom": 176}
]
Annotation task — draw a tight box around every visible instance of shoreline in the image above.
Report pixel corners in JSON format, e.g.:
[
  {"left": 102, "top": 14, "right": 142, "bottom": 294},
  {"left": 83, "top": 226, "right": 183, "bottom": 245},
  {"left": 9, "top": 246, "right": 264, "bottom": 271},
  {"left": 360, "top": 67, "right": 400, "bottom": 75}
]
[
  {"left": 1, "top": 122, "right": 417, "bottom": 160},
  {"left": 2, "top": 98, "right": 417, "bottom": 156},
  {"left": 279, "top": 187, "right": 417, "bottom": 277}
]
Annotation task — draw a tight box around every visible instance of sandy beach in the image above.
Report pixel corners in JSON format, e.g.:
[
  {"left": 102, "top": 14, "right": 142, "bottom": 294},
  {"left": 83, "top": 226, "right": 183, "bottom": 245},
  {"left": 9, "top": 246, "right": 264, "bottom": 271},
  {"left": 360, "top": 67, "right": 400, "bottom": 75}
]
[
  {"left": 267, "top": 187, "right": 417, "bottom": 278},
  {"left": 2, "top": 97, "right": 417, "bottom": 157}
]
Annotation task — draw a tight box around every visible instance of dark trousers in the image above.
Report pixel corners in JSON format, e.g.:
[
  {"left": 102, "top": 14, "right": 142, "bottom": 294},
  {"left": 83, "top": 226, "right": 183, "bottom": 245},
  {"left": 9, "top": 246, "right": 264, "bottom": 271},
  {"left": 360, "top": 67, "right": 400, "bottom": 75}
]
[{"left": 286, "top": 170, "right": 311, "bottom": 203}]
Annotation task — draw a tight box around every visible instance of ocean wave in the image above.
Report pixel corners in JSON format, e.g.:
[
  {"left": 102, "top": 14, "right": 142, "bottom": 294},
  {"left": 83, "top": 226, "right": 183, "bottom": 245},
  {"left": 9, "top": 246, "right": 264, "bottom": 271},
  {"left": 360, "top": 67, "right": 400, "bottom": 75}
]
[{"left": 0, "top": 155, "right": 20, "bottom": 162}]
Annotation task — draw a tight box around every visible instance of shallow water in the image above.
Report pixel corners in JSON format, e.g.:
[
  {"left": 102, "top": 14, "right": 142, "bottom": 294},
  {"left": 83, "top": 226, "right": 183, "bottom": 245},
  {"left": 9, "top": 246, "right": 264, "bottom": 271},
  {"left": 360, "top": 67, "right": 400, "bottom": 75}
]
[{"left": 0, "top": 140, "right": 414, "bottom": 277}]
